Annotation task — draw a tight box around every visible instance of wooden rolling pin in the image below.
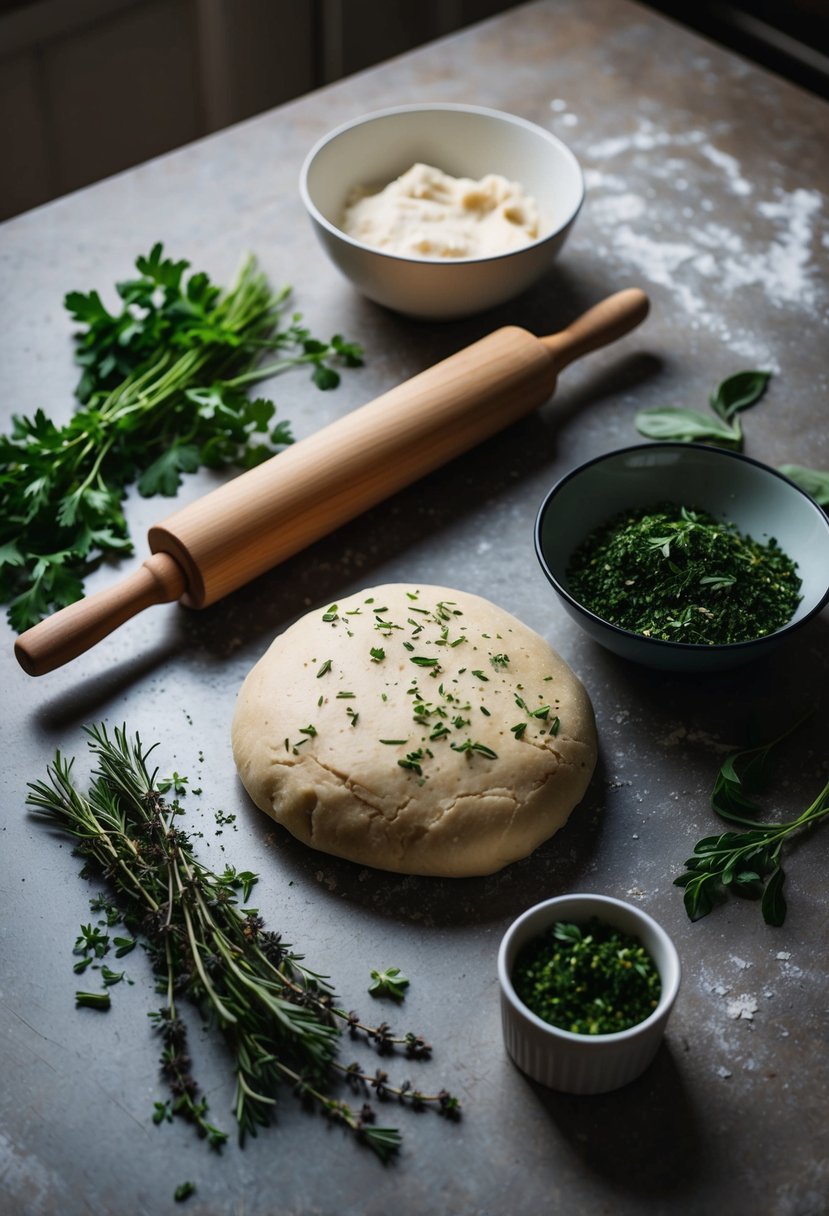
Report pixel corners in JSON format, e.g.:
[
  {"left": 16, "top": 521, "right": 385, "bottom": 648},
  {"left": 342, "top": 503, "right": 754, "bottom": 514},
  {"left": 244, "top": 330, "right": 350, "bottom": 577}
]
[{"left": 14, "top": 287, "right": 649, "bottom": 676}]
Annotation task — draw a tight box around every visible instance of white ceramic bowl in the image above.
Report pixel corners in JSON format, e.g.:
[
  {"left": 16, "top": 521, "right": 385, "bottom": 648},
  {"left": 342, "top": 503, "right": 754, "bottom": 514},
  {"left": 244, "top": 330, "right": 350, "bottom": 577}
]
[
  {"left": 535, "top": 443, "right": 829, "bottom": 673},
  {"left": 299, "top": 103, "right": 584, "bottom": 320},
  {"left": 498, "top": 893, "right": 681, "bottom": 1095}
]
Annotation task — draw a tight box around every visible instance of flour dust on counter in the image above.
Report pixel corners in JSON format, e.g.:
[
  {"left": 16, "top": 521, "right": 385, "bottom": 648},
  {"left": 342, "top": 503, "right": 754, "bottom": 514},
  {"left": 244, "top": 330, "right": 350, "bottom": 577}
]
[{"left": 548, "top": 107, "right": 827, "bottom": 365}]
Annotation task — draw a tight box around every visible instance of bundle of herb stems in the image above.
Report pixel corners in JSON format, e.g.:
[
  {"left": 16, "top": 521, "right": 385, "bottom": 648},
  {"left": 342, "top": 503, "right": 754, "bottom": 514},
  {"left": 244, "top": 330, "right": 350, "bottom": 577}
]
[
  {"left": 0, "top": 244, "right": 362, "bottom": 631},
  {"left": 27, "top": 724, "right": 459, "bottom": 1160}
]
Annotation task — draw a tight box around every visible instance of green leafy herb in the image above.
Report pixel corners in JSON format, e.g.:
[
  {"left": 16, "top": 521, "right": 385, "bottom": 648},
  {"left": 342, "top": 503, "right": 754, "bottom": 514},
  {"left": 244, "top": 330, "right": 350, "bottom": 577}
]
[
  {"left": 316, "top": 660, "right": 333, "bottom": 678},
  {"left": 158, "top": 771, "right": 189, "bottom": 796},
  {"left": 174, "top": 1181, "right": 196, "bottom": 1203},
  {"left": 778, "top": 465, "right": 829, "bottom": 506},
  {"left": 512, "top": 919, "right": 660, "bottom": 1035},
  {"left": 0, "top": 245, "right": 363, "bottom": 631},
  {"left": 633, "top": 371, "right": 829, "bottom": 508},
  {"left": 675, "top": 715, "right": 829, "bottom": 924},
  {"left": 450, "top": 739, "right": 498, "bottom": 759},
  {"left": 635, "top": 368, "right": 770, "bottom": 450},
  {"left": 635, "top": 406, "right": 743, "bottom": 447},
  {"left": 27, "top": 725, "right": 459, "bottom": 1160},
  {"left": 566, "top": 503, "right": 801, "bottom": 644},
  {"left": 75, "top": 990, "right": 112, "bottom": 1011},
  {"left": 709, "top": 370, "right": 770, "bottom": 421},
  {"left": 368, "top": 967, "right": 410, "bottom": 1002}
]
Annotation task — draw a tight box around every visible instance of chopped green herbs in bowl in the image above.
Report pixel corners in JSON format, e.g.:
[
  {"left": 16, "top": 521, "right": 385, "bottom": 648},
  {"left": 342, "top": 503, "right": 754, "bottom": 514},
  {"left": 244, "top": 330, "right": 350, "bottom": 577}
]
[
  {"left": 534, "top": 444, "right": 829, "bottom": 672},
  {"left": 498, "top": 894, "right": 681, "bottom": 1094},
  {"left": 512, "top": 918, "right": 661, "bottom": 1036}
]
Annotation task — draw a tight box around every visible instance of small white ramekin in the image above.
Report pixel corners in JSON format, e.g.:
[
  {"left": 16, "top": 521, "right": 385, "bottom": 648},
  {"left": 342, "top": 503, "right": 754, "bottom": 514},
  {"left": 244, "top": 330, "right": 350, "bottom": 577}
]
[{"left": 498, "top": 893, "right": 681, "bottom": 1094}]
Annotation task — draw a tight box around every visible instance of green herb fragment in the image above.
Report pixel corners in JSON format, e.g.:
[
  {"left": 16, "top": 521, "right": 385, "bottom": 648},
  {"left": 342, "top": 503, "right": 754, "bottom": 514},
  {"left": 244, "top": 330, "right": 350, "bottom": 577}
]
[
  {"left": 490, "top": 653, "right": 510, "bottom": 667},
  {"left": 709, "top": 370, "right": 771, "bottom": 421},
  {"left": 512, "top": 919, "right": 661, "bottom": 1035},
  {"left": 27, "top": 725, "right": 459, "bottom": 1159},
  {"left": 75, "top": 991, "right": 112, "bottom": 1011},
  {"left": 0, "top": 246, "right": 362, "bottom": 632},
  {"left": 567, "top": 503, "right": 801, "bottom": 645},
  {"left": 174, "top": 1182, "right": 196, "bottom": 1203},
  {"left": 322, "top": 605, "right": 339, "bottom": 622},
  {"left": 370, "top": 647, "right": 386, "bottom": 662},
  {"left": 675, "top": 713, "right": 828, "bottom": 925},
  {"left": 380, "top": 739, "right": 408, "bottom": 745},
  {"left": 158, "top": 772, "right": 189, "bottom": 795},
  {"left": 317, "top": 659, "right": 332, "bottom": 677},
  {"left": 778, "top": 464, "right": 829, "bottom": 506},
  {"left": 298, "top": 724, "right": 317, "bottom": 737},
  {"left": 470, "top": 670, "right": 488, "bottom": 681},
  {"left": 450, "top": 740, "right": 498, "bottom": 759},
  {"left": 511, "top": 723, "right": 527, "bottom": 739},
  {"left": 74, "top": 923, "right": 110, "bottom": 958},
  {"left": 399, "top": 749, "right": 430, "bottom": 776},
  {"left": 336, "top": 691, "right": 355, "bottom": 699},
  {"left": 548, "top": 716, "right": 561, "bottom": 737},
  {"left": 634, "top": 368, "right": 770, "bottom": 451},
  {"left": 410, "top": 656, "right": 439, "bottom": 667},
  {"left": 368, "top": 967, "right": 410, "bottom": 1002}
]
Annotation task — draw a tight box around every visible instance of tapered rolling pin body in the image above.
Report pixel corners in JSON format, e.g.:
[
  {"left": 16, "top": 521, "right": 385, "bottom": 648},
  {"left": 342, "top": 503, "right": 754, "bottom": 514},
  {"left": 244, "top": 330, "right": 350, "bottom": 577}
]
[{"left": 15, "top": 288, "right": 648, "bottom": 675}]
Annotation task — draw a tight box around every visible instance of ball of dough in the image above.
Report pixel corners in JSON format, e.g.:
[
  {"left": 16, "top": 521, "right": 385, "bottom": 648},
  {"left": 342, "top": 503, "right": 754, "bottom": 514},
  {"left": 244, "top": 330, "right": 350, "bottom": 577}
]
[{"left": 231, "top": 584, "right": 597, "bottom": 877}]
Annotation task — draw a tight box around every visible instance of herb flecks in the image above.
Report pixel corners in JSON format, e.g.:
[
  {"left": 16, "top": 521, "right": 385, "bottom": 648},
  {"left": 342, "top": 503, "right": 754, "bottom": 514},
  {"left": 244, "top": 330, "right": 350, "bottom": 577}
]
[{"left": 567, "top": 503, "right": 801, "bottom": 645}]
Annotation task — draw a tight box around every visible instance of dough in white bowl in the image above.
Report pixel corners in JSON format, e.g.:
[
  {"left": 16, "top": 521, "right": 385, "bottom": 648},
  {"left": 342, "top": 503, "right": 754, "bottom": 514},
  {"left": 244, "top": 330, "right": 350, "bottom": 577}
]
[{"left": 231, "top": 584, "right": 597, "bottom": 877}]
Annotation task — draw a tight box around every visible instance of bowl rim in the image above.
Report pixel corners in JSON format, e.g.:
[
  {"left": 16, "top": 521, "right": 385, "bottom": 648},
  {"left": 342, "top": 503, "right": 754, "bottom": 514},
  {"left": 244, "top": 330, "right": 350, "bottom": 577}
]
[
  {"left": 534, "top": 441, "right": 829, "bottom": 655},
  {"left": 497, "top": 892, "right": 681, "bottom": 1043},
  {"left": 298, "top": 101, "right": 585, "bottom": 267}
]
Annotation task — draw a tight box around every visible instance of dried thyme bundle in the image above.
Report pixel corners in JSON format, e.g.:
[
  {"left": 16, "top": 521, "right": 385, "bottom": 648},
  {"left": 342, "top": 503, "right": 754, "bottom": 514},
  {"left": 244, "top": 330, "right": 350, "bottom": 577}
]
[{"left": 26, "top": 724, "right": 460, "bottom": 1160}]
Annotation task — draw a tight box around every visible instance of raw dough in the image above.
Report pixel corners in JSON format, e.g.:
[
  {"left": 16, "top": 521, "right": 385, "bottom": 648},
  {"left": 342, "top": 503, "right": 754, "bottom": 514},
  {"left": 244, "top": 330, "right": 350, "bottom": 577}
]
[
  {"left": 231, "top": 584, "right": 597, "bottom": 877},
  {"left": 341, "top": 162, "right": 539, "bottom": 259}
]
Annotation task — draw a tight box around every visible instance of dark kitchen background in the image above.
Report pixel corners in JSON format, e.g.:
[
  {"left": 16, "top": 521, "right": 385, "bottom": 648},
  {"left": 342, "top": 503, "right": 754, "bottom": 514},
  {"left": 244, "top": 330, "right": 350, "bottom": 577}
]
[{"left": 1, "top": 0, "right": 827, "bottom": 222}]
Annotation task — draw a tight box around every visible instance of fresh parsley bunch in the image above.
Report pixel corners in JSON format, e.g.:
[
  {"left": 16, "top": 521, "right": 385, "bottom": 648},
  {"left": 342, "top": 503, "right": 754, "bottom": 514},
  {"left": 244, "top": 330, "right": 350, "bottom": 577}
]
[{"left": 0, "top": 244, "right": 362, "bottom": 632}]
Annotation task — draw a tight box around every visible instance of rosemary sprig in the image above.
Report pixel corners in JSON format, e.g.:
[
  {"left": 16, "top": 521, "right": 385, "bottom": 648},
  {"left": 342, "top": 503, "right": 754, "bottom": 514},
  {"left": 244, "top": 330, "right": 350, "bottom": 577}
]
[
  {"left": 675, "top": 714, "right": 829, "bottom": 924},
  {"left": 26, "top": 724, "right": 460, "bottom": 1160}
]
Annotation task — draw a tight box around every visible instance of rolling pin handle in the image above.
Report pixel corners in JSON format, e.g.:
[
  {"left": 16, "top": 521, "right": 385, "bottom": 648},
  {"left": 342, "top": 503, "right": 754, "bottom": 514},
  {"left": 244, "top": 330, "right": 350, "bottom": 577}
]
[
  {"left": 14, "top": 551, "right": 187, "bottom": 677},
  {"left": 540, "top": 287, "right": 650, "bottom": 370}
]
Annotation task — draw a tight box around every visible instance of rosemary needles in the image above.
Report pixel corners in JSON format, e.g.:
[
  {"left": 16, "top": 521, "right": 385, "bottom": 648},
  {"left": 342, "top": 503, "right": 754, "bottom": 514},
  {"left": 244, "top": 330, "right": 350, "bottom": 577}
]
[{"left": 26, "top": 724, "right": 460, "bottom": 1160}]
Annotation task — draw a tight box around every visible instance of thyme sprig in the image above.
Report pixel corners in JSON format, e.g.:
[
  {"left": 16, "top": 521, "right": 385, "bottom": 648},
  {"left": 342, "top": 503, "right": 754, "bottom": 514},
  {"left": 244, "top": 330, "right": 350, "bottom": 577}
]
[
  {"left": 675, "top": 714, "right": 829, "bottom": 925},
  {"left": 26, "top": 724, "right": 459, "bottom": 1160}
]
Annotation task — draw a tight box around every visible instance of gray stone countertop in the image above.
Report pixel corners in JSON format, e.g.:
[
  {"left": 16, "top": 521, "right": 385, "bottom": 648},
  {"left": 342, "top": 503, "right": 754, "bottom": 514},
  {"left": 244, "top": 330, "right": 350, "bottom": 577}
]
[{"left": 1, "top": 1, "right": 827, "bottom": 1213}]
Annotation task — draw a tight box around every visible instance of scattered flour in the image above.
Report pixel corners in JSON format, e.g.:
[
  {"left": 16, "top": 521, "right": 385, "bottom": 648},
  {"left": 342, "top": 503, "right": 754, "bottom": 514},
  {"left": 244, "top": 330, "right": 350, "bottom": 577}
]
[
  {"left": 726, "top": 994, "right": 759, "bottom": 1021},
  {"left": 556, "top": 113, "right": 827, "bottom": 361}
]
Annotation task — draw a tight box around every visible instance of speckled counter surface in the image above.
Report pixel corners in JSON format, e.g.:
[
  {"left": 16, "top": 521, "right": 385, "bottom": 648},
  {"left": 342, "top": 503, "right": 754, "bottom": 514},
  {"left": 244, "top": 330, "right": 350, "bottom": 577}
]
[{"left": 1, "top": 2, "right": 827, "bottom": 1213}]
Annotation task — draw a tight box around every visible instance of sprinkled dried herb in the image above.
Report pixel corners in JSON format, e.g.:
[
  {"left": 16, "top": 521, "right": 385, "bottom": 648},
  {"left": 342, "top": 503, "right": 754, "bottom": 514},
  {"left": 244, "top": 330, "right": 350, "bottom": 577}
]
[
  {"left": 566, "top": 503, "right": 801, "bottom": 645},
  {"left": 512, "top": 920, "right": 661, "bottom": 1035}
]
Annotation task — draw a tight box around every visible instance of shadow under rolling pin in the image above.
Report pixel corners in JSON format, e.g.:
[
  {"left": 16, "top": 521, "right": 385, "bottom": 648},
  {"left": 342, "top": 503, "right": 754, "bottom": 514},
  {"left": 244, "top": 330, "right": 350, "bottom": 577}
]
[{"left": 15, "top": 287, "right": 649, "bottom": 676}]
